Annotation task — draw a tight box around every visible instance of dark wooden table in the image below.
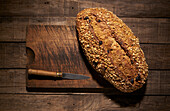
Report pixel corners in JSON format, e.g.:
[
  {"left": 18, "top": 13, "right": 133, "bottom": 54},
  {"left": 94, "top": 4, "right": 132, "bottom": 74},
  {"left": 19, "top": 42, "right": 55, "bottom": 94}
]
[{"left": 0, "top": 0, "right": 170, "bottom": 110}]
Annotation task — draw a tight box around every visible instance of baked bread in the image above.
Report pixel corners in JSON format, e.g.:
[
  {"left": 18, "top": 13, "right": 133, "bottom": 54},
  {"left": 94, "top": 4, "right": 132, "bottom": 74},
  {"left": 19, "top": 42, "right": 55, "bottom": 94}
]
[{"left": 76, "top": 8, "right": 148, "bottom": 93}]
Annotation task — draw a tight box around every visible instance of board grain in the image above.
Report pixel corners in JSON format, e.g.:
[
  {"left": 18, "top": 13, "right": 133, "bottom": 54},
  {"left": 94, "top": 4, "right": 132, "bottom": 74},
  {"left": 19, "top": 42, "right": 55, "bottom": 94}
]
[{"left": 26, "top": 25, "right": 101, "bottom": 89}]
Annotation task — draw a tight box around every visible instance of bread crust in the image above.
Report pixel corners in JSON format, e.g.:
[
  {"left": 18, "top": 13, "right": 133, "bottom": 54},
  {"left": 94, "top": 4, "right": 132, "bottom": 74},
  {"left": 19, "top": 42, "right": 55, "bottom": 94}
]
[{"left": 76, "top": 8, "right": 148, "bottom": 93}]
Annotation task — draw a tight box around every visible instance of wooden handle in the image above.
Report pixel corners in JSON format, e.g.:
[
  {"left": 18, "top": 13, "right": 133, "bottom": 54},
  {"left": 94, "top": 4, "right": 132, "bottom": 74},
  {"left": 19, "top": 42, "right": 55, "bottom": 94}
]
[{"left": 28, "top": 69, "right": 62, "bottom": 77}]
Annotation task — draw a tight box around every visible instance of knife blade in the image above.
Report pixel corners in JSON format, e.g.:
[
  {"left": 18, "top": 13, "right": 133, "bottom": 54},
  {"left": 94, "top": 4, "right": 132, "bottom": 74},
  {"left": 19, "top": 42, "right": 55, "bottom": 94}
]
[{"left": 28, "top": 69, "right": 90, "bottom": 80}]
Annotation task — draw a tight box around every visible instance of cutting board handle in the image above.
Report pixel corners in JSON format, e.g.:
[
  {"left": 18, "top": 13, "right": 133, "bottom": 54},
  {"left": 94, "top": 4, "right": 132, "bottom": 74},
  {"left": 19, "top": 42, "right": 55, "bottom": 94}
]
[
  {"left": 26, "top": 47, "right": 35, "bottom": 65},
  {"left": 28, "top": 69, "right": 62, "bottom": 77}
]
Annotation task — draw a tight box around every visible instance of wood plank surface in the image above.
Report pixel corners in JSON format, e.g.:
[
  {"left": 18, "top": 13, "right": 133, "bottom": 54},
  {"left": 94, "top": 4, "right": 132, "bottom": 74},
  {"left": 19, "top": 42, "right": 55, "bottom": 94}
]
[
  {"left": 1, "top": 17, "right": 170, "bottom": 43},
  {"left": 0, "top": 0, "right": 170, "bottom": 17},
  {"left": 0, "top": 0, "right": 169, "bottom": 110},
  {"left": 80, "top": 0, "right": 170, "bottom": 17},
  {"left": 0, "top": 43, "right": 26, "bottom": 68},
  {"left": 0, "top": 69, "right": 169, "bottom": 95},
  {"left": 0, "top": 94, "right": 169, "bottom": 111}
]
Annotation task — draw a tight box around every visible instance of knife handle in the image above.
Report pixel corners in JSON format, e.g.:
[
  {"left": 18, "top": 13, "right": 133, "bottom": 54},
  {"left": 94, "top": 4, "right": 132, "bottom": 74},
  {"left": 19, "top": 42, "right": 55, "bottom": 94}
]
[{"left": 28, "top": 69, "right": 62, "bottom": 77}]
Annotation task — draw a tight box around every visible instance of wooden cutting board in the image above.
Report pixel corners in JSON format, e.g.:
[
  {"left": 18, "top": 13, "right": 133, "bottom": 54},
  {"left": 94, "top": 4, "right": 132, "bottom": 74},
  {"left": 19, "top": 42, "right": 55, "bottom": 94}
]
[{"left": 26, "top": 25, "right": 114, "bottom": 91}]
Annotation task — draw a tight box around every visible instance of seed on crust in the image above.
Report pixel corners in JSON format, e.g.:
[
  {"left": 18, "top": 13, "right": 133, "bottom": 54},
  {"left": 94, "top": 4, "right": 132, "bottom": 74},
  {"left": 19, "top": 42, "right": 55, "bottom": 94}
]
[
  {"left": 136, "top": 74, "right": 141, "bottom": 81},
  {"left": 130, "top": 79, "right": 134, "bottom": 84},
  {"left": 99, "top": 41, "right": 103, "bottom": 45},
  {"left": 97, "top": 19, "right": 101, "bottom": 22},
  {"left": 84, "top": 16, "right": 89, "bottom": 20}
]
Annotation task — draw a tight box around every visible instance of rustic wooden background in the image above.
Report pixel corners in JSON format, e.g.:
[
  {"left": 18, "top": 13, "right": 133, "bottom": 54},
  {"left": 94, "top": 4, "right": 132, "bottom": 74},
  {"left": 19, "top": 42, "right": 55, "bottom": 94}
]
[{"left": 0, "top": 0, "right": 170, "bottom": 110}]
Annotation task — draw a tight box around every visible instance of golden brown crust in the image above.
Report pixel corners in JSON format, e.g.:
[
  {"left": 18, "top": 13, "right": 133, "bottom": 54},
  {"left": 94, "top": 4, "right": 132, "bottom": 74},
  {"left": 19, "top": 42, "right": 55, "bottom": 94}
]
[{"left": 76, "top": 8, "right": 148, "bottom": 93}]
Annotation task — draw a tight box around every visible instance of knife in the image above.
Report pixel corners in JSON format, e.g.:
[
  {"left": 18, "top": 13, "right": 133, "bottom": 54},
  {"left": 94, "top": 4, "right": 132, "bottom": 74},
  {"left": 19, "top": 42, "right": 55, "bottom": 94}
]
[{"left": 28, "top": 69, "right": 90, "bottom": 80}]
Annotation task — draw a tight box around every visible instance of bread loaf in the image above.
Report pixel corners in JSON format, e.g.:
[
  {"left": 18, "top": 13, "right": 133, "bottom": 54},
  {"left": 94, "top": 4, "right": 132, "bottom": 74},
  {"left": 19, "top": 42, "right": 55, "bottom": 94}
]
[{"left": 76, "top": 8, "right": 148, "bottom": 93}]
